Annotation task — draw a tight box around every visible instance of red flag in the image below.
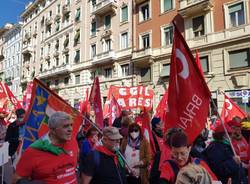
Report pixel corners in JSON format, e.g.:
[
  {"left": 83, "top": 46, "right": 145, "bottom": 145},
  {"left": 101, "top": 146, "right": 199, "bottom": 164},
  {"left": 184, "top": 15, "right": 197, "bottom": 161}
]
[
  {"left": 22, "top": 82, "right": 33, "bottom": 111},
  {"left": 140, "top": 111, "right": 156, "bottom": 155},
  {"left": 0, "top": 83, "right": 8, "bottom": 113},
  {"left": 165, "top": 23, "right": 211, "bottom": 144},
  {"left": 3, "top": 83, "right": 22, "bottom": 109},
  {"left": 195, "top": 50, "right": 204, "bottom": 77},
  {"left": 80, "top": 88, "right": 90, "bottom": 114},
  {"left": 154, "top": 90, "right": 168, "bottom": 123},
  {"left": 89, "top": 77, "right": 104, "bottom": 128},
  {"left": 221, "top": 94, "right": 247, "bottom": 123},
  {"left": 109, "top": 95, "right": 122, "bottom": 126}
]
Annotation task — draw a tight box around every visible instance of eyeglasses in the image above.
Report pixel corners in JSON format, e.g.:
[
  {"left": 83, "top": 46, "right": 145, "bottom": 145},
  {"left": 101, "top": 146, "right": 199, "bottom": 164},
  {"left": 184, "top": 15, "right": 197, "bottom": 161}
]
[{"left": 131, "top": 129, "right": 139, "bottom": 133}]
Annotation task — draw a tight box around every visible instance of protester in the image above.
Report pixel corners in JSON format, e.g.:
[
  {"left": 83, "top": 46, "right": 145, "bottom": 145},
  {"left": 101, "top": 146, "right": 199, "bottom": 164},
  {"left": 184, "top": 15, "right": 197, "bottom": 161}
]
[
  {"left": 159, "top": 131, "right": 216, "bottom": 184},
  {"left": 175, "top": 163, "right": 213, "bottom": 184},
  {"left": 80, "top": 126, "right": 126, "bottom": 184},
  {"left": 5, "top": 108, "right": 26, "bottom": 157},
  {"left": 203, "top": 123, "right": 247, "bottom": 184},
  {"left": 121, "top": 122, "right": 151, "bottom": 184},
  {"left": 13, "top": 111, "right": 78, "bottom": 184},
  {"left": 151, "top": 117, "right": 163, "bottom": 152},
  {"left": 191, "top": 128, "right": 209, "bottom": 159},
  {"left": 119, "top": 116, "right": 133, "bottom": 138},
  {"left": 113, "top": 110, "right": 129, "bottom": 128},
  {"left": 228, "top": 120, "right": 248, "bottom": 165}
]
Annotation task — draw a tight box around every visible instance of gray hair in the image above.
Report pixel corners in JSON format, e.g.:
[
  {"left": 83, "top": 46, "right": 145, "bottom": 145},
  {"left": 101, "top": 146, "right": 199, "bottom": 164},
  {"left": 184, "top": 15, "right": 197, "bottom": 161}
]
[{"left": 48, "top": 111, "right": 71, "bottom": 129}]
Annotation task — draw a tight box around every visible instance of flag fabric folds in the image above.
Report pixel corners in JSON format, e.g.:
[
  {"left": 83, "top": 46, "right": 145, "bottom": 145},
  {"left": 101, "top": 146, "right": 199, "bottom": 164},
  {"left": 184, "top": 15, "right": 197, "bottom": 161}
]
[
  {"left": 89, "top": 77, "right": 104, "bottom": 128},
  {"left": 79, "top": 88, "right": 90, "bottom": 114},
  {"left": 109, "top": 95, "right": 122, "bottom": 126},
  {"left": 22, "top": 78, "right": 83, "bottom": 151},
  {"left": 154, "top": 90, "right": 168, "bottom": 123},
  {"left": 221, "top": 94, "right": 247, "bottom": 123},
  {"left": 4, "top": 83, "right": 22, "bottom": 110},
  {"left": 165, "top": 23, "right": 211, "bottom": 144}
]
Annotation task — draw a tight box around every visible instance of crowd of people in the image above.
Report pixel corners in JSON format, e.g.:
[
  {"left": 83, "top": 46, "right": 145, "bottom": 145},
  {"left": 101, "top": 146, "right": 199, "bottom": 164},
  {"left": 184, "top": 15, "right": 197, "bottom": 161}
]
[{"left": 1, "top": 108, "right": 250, "bottom": 184}]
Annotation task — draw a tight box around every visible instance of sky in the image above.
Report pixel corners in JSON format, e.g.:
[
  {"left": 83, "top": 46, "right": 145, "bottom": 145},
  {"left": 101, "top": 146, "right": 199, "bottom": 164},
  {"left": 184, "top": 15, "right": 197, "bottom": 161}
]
[{"left": 0, "top": 0, "right": 32, "bottom": 27}]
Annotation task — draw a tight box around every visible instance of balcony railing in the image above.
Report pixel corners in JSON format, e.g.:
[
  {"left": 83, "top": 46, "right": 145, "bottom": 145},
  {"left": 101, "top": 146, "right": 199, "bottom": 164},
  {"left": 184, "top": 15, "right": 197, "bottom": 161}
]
[
  {"left": 132, "top": 48, "right": 152, "bottom": 59},
  {"left": 22, "top": 46, "right": 33, "bottom": 54},
  {"left": 92, "top": 50, "right": 117, "bottom": 64},
  {"left": 92, "top": 0, "right": 118, "bottom": 15},
  {"left": 39, "top": 64, "right": 71, "bottom": 79}
]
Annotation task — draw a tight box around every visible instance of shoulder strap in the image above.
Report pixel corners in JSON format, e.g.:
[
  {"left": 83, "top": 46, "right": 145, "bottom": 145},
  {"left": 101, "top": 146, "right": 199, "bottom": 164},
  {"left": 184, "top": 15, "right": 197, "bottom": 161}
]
[{"left": 167, "top": 160, "right": 179, "bottom": 178}]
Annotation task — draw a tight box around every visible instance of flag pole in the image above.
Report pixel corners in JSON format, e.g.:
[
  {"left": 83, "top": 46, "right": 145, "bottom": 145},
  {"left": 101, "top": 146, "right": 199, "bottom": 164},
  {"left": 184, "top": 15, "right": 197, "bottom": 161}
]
[
  {"left": 210, "top": 97, "right": 237, "bottom": 156},
  {"left": 82, "top": 115, "right": 134, "bottom": 173}
]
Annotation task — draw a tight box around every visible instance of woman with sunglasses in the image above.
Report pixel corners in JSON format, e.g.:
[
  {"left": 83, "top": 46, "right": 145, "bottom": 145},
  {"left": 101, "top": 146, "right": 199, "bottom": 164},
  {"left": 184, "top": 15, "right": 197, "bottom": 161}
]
[{"left": 121, "top": 123, "right": 151, "bottom": 184}]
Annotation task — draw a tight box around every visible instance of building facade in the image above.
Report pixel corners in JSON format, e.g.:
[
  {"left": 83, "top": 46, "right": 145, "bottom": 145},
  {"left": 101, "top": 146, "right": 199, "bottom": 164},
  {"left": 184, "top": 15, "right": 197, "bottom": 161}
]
[
  {"left": 2, "top": 24, "right": 23, "bottom": 99},
  {"left": 21, "top": 0, "right": 250, "bottom": 112}
]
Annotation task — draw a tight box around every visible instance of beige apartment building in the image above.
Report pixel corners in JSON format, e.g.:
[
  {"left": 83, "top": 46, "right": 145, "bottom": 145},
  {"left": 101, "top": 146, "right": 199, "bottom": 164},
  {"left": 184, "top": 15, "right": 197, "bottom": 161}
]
[
  {"left": 134, "top": 0, "right": 250, "bottom": 112},
  {"left": 21, "top": 0, "right": 250, "bottom": 112}
]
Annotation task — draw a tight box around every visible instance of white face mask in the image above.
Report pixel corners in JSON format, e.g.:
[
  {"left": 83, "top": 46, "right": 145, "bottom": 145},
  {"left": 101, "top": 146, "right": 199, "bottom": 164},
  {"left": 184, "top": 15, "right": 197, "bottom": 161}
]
[
  {"left": 130, "top": 132, "right": 139, "bottom": 139},
  {"left": 113, "top": 144, "right": 120, "bottom": 152}
]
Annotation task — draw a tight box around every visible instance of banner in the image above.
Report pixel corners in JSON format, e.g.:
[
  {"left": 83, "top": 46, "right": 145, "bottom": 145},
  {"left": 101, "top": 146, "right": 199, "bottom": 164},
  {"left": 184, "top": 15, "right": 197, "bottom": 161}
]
[
  {"left": 22, "top": 78, "right": 83, "bottom": 150},
  {"left": 103, "top": 86, "right": 154, "bottom": 116},
  {"left": 4, "top": 83, "right": 22, "bottom": 110}
]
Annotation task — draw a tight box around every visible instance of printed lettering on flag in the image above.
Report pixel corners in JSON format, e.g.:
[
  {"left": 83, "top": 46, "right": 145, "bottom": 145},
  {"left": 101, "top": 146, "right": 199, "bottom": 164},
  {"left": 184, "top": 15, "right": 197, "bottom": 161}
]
[
  {"left": 165, "top": 23, "right": 211, "bottom": 144},
  {"left": 22, "top": 78, "right": 83, "bottom": 151}
]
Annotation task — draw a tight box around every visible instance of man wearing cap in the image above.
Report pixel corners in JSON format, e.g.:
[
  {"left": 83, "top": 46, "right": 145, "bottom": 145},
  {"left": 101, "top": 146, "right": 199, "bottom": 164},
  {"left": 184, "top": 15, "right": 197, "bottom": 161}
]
[
  {"left": 81, "top": 127, "right": 127, "bottom": 184},
  {"left": 228, "top": 120, "right": 249, "bottom": 166},
  {"left": 203, "top": 123, "right": 247, "bottom": 184}
]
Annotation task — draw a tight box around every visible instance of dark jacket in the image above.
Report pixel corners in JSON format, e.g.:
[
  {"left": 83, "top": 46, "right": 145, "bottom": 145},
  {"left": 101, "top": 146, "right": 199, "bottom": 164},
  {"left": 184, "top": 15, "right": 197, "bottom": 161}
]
[
  {"left": 5, "top": 121, "right": 20, "bottom": 156},
  {"left": 203, "top": 140, "right": 247, "bottom": 184}
]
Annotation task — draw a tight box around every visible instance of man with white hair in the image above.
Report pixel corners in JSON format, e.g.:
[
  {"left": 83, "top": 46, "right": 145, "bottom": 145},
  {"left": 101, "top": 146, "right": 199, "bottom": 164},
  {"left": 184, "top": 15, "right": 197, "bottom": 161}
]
[{"left": 13, "top": 111, "right": 78, "bottom": 184}]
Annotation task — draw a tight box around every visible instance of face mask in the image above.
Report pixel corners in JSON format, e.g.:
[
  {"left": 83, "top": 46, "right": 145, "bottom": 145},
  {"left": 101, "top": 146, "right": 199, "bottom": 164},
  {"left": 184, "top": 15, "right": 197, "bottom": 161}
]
[
  {"left": 130, "top": 132, "right": 139, "bottom": 139},
  {"left": 113, "top": 144, "right": 120, "bottom": 152}
]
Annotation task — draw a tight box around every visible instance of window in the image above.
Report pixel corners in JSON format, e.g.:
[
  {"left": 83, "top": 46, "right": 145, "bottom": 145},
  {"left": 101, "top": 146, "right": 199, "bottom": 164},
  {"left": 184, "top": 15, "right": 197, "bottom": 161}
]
[
  {"left": 140, "top": 3, "right": 149, "bottom": 22},
  {"left": 104, "top": 68, "right": 112, "bottom": 78},
  {"left": 200, "top": 56, "right": 209, "bottom": 73},
  {"left": 121, "top": 6, "right": 128, "bottom": 22},
  {"left": 74, "top": 50, "right": 80, "bottom": 63},
  {"left": 160, "top": 64, "right": 170, "bottom": 77},
  {"left": 57, "top": 4, "right": 61, "bottom": 14},
  {"left": 64, "top": 77, "right": 69, "bottom": 85},
  {"left": 65, "top": 54, "right": 69, "bottom": 64},
  {"left": 228, "top": 2, "right": 245, "bottom": 27},
  {"left": 141, "top": 34, "right": 150, "bottom": 49},
  {"left": 55, "top": 20, "right": 60, "bottom": 32},
  {"left": 75, "top": 74, "right": 80, "bottom": 84},
  {"left": 161, "top": 0, "right": 173, "bottom": 13},
  {"left": 64, "top": 34, "right": 69, "bottom": 48},
  {"left": 91, "top": 44, "right": 96, "bottom": 58},
  {"left": 162, "top": 26, "right": 173, "bottom": 46},
  {"left": 74, "top": 29, "right": 80, "bottom": 45},
  {"left": 121, "top": 64, "right": 129, "bottom": 76},
  {"left": 55, "top": 40, "right": 59, "bottom": 50},
  {"left": 75, "top": 8, "right": 81, "bottom": 22},
  {"left": 104, "top": 15, "right": 111, "bottom": 29},
  {"left": 140, "top": 67, "right": 151, "bottom": 82},
  {"left": 55, "top": 79, "right": 59, "bottom": 86},
  {"left": 91, "top": 21, "right": 96, "bottom": 36},
  {"left": 104, "top": 39, "right": 111, "bottom": 52},
  {"left": 192, "top": 16, "right": 204, "bottom": 37},
  {"left": 56, "top": 57, "right": 59, "bottom": 66},
  {"left": 229, "top": 48, "right": 250, "bottom": 69},
  {"left": 120, "top": 32, "right": 128, "bottom": 49}
]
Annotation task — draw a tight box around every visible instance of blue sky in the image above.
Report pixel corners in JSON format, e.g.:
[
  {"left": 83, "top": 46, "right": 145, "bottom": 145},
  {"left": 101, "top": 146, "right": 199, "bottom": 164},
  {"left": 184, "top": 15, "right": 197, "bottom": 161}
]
[{"left": 0, "top": 0, "right": 32, "bottom": 27}]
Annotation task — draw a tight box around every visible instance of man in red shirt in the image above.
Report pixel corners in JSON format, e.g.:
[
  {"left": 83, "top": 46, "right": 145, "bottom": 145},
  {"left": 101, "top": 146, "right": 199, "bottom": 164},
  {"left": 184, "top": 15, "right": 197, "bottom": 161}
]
[{"left": 13, "top": 111, "right": 78, "bottom": 184}]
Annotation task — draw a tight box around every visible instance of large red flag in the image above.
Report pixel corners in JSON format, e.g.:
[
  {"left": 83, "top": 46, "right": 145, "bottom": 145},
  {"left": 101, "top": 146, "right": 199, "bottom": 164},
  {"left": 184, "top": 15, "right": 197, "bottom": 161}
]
[
  {"left": 4, "top": 83, "right": 22, "bottom": 109},
  {"left": 154, "top": 90, "right": 168, "bottom": 123},
  {"left": 165, "top": 23, "right": 211, "bottom": 144},
  {"left": 221, "top": 94, "right": 247, "bottom": 123},
  {"left": 0, "top": 83, "right": 9, "bottom": 113},
  {"left": 195, "top": 50, "right": 204, "bottom": 77},
  {"left": 109, "top": 95, "right": 122, "bottom": 126},
  {"left": 22, "top": 81, "right": 33, "bottom": 111},
  {"left": 80, "top": 88, "right": 90, "bottom": 114},
  {"left": 89, "top": 77, "right": 104, "bottom": 128}
]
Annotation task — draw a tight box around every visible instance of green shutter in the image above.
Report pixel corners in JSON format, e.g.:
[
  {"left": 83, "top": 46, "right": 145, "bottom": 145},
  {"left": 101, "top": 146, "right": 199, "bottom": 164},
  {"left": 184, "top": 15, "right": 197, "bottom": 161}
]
[
  {"left": 160, "top": 64, "right": 170, "bottom": 77},
  {"left": 229, "top": 3, "right": 243, "bottom": 13},
  {"left": 64, "top": 37, "right": 69, "bottom": 47},
  {"left": 164, "top": 0, "right": 172, "bottom": 12},
  {"left": 75, "top": 9, "right": 80, "bottom": 21},
  {"left": 122, "top": 6, "right": 128, "bottom": 22},
  {"left": 105, "top": 15, "right": 111, "bottom": 28}
]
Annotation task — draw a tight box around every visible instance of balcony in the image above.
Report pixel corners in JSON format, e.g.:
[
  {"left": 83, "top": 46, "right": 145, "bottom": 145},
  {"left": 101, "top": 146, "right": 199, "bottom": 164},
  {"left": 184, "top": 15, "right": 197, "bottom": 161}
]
[
  {"left": 101, "top": 29, "right": 112, "bottom": 38},
  {"left": 92, "top": 0, "right": 118, "bottom": 16},
  {"left": 45, "top": 17, "right": 53, "bottom": 25},
  {"left": 135, "top": 0, "right": 147, "bottom": 4},
  {"left": 62, "top": 4, "right": 70, "bottom": 14},
  {"left": 92, "top": 50, "right": 117, "bottom": 65},
  {"left": 39, "top": 64, "right": 71, "bottom": 79},
  {"left": 179, "top": 0, "right": 213, "bottom": 17},
  {"left": 132, "top": 48, "right": 153, "bottom": 60},
  {"left": 22, "top": 46, "right": 33, "bottom": 55}
]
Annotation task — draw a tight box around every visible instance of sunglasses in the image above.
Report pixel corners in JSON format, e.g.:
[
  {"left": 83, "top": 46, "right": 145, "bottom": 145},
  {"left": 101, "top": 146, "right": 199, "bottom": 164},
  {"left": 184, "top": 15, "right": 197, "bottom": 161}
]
[{"left": 131, "top": 129, "right": 139, "bottom": 133}]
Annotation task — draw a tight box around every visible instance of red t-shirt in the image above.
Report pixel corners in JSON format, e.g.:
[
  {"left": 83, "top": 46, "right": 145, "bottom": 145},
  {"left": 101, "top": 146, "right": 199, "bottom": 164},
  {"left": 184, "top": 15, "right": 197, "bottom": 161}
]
[{"left": 16, "top": 140, "right": 78, "bottom": 184}]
